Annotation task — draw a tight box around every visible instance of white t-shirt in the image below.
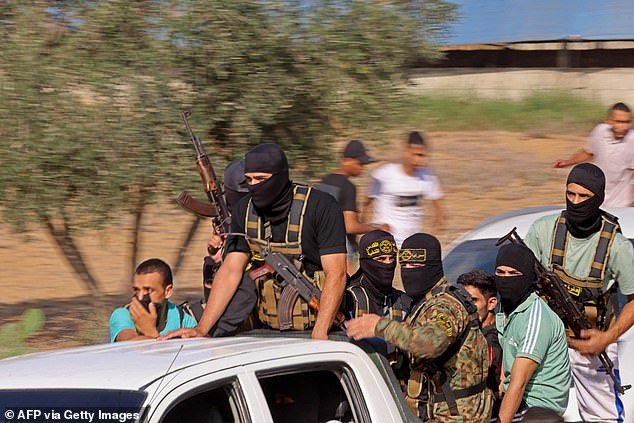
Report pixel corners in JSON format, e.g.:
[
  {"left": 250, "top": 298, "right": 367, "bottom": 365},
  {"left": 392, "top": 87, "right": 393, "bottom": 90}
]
[
  {"left": 368, "top": 163, "right": 443, "bottom": 246},
  {"left": 586, "top": 123, "right": 634, "bottom": 207}
]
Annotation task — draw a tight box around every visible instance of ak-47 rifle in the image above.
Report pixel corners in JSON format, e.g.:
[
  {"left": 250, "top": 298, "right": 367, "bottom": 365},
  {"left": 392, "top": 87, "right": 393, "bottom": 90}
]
[
  {"left": 497, "top": 227, "right": 631, "bottom": 394},
  {"left": 177, "top": 111, "right": 232, "bottom": 234},
  {"left": 249, "top": 247, "right": 346, "bottom": 331}
]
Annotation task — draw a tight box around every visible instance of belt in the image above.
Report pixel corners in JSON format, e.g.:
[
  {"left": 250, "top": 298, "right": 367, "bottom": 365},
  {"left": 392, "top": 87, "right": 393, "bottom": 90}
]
[{"left": 432, "top": 380, "right": 487, "bottom": 404}]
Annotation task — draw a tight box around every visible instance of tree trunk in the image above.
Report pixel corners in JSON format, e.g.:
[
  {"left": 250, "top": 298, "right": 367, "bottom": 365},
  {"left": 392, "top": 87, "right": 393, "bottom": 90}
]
[
  {"left": 172, "top": 215, "right": 203, "bottom": 277},
  {"left": 42, "top": 214, "right": 101, "bottom": 296},
  {"left": 130, "top": 196, "right": 145, "bottom": 276}
]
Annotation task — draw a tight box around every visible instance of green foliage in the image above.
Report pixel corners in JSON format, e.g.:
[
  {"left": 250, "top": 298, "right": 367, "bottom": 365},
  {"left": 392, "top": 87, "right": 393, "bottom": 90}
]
[
  {"left": 0, "top": 309, "right": 45, "bottom": 359},
  {"left": 0, "top": 0, "right": 456, "bottom": 235},
  {"left": 391, "top": 91, "right": 606, "bottom": 133}
]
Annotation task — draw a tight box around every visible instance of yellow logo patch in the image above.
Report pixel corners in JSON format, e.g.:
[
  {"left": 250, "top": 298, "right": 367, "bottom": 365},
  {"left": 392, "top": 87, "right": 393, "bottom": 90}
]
[
  {"left": 366, "top": 239, "right": 396, "bottom": 257},
  {"left": 399, "top": 248, "right": 427, "bottom": 263},
  {"left": 436, "top": 313, "right": 453, "bottom": 337}
]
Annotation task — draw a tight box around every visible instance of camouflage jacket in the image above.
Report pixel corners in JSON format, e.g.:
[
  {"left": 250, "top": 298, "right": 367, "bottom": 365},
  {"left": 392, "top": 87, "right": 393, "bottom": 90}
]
[{"left": 376, "top": 278, "right": 493, "bottom": 422}]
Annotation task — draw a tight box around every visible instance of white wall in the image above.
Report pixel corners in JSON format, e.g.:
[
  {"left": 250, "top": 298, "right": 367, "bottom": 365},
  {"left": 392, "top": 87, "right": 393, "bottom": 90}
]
[{"left": 408, "top": 68, "right": 634, "bottom": 106}]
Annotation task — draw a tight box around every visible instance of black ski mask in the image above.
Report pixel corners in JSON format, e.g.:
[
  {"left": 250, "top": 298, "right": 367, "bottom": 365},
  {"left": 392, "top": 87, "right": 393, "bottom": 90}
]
[
  {"left": 495, "top": 244, "right": 536, "bottom": 314},
  {"left": 223, "top": 159, "right": 249, "bottom": 210},
  {"left": 399, "top": 233, "right": 444, "bottom": 301},
  {"left": 359, "top": 230, "right": 398, "bottom": 295},
  {"left": 565, "top": 163, "right": 605, "bottom": 238},
  {"left": 244, "top": 144, "right": 293, "bottom": 223}
]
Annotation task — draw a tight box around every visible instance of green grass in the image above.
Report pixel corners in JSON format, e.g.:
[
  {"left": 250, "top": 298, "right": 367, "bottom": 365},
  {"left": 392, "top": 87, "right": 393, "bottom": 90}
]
[{"left": 390, "top": 91, "right": 607, "bottom": 134}]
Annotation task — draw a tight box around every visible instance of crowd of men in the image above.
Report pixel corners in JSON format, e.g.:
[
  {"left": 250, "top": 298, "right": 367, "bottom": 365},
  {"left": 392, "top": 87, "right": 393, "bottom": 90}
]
[{"left": 109, "top": 103, "right": 634, "bottom": 422}]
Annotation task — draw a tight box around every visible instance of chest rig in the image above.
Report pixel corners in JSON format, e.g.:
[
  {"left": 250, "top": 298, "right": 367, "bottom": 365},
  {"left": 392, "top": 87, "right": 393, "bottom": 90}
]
[
  {"left": 245, "top": 184, "right": 321, "bottom": 330},
  {"left": 549, "top": 211, "right": 620, "bottom": 329},
  {"left": 347, "top": 280, "right": 405, "bottom": 322},
  {"left": 405, "top": 281, "right": 485, "bottom": 420}
]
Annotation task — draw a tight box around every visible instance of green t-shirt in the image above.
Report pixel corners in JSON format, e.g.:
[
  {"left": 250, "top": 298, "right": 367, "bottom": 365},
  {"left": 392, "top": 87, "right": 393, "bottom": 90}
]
[
  {"left": 496, "top": 293, "right": 571, "bottom": 415},
  {"left": 525, "top": 214, "right": 634, "bottom": 294}
]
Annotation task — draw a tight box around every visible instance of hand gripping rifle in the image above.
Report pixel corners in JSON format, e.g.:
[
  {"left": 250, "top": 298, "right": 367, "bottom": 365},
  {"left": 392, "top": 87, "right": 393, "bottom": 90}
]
[
  {"left": 249, "top": 247, "right": 347, "bottom": 331},
  {"left": 497, "top": 227, "right": 631, "bottom": 394},
  {"left": 177, "top": 111, "right": 232, "bottom": 234}
]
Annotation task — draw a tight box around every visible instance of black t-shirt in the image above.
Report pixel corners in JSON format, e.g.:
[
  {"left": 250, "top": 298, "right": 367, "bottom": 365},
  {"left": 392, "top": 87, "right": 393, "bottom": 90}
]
[
  {"left": 318, "top": 173, "right": 358, "bottom": 251},
  {"left": 482, "top": 323, "right": 502, "bottom": 394},
  {"left": 225, "top": 185, "right": 347, "bottom": 273},
  {"left": 318, "top": 173, "right": 357, "bottom": 212}
]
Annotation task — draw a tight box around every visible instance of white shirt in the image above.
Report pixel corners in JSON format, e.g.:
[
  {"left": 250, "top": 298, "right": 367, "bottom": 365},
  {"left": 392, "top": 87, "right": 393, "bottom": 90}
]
[
  {"left": 586, "top": 123, "right": 634, "bottom": 207},
  {"left": 368, "top": 163, "right": 443, "bottom": 247}
]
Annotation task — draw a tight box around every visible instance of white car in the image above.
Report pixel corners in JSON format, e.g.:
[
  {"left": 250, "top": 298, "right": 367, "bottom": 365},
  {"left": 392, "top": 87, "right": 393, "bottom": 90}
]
[
  {"left": 443, "top": 206, "right": 634, "bottom": 423},
  {"left": 0, "top": 335, "right": 419, "bottom": 423}
]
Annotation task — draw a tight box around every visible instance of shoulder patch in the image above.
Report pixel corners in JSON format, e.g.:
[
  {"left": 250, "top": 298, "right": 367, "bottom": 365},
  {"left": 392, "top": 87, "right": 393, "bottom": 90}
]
[{"left": 436, "top": 312, "right": 453, "bottom": 337}]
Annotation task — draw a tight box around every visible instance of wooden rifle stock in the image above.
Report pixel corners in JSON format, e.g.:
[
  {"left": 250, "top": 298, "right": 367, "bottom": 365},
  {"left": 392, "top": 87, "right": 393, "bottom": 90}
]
[
  {"left": 497, "top": 227, "right": 631, "bottom": 394},
  {"left": 179, "top": 111, "right": 231, "bottom": 234}
]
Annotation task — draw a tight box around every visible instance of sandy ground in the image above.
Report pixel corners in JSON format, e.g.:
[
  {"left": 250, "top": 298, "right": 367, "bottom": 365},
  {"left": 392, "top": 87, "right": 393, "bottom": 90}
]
[{"left": 0, "top": 130, "right": 585, "bottom": 350}]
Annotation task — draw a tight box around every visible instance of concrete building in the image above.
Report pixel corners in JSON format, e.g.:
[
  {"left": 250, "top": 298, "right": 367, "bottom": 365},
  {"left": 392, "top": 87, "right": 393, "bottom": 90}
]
[{"left": 410, "top": 0, "right": 634, "bottom": 105}]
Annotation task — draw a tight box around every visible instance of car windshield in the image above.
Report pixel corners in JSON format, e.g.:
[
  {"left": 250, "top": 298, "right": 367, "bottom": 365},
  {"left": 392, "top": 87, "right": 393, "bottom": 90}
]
[
  {"left": 444, "top": 238, "right": 634, "bottom": 283},
  {"left": 443, "top": 239, "right": 499, "bottom": 283},
  {"left": 0, "top": 389, "right": 147, "bottom": 416}
]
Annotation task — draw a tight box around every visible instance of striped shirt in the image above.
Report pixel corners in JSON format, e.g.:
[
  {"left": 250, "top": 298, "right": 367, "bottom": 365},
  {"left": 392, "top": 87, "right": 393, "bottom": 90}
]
[{"left": 496, "top": 293, "right": 571, "bottom": 415}]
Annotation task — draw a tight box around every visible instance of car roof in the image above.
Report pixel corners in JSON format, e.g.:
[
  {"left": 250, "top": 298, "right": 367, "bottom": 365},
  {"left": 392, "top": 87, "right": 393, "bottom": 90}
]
[
  {"left": 449, "top": 206, "right": 634, "bottom": 246},
  {"left": 0, "top": 336, "right": 361, "bottom": 391}
]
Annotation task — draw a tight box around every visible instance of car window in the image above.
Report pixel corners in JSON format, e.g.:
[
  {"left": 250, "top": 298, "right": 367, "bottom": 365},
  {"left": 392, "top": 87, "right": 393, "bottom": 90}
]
[
  {"left": 161, "top": 380, "right": 246, "bottom": 423},
  {"left": 443, "top": 238, "right": 499, "bottom": 283},
  {"left": 257, "top": 364, "right": 368, "bottom": 423},
  {"left": 0, "top": 389, "right": 146, "bottom": 407}
]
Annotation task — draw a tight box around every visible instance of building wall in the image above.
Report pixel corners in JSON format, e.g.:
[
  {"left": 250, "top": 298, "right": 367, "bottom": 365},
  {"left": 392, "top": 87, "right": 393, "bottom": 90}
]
[{"left": 408, "top": 68, "right": 634, "bottom": 106}]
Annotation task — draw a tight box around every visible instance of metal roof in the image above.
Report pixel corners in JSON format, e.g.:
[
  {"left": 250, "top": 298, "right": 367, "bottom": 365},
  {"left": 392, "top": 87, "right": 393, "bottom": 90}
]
[{"left": 447, "top": 0, "right": 634, "bottom": 45}]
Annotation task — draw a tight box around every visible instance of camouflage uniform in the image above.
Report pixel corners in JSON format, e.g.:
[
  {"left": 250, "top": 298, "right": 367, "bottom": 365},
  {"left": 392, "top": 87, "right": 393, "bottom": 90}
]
[{"left": 376, "top": 277, "right": 493, "bottom": 422}]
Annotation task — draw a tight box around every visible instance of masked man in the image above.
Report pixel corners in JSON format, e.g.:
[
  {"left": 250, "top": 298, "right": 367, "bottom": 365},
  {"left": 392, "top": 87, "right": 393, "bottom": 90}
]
[
  {"left": 346, "top": 233, "right": 492, "bottom": 422},
  {"left": 163, "top": 143, "right": 347, "bottom": 340},
  {"left": 345, "top": 230, "right": 410, "bottom": 320},
  {"left": 494, "top": 244, "right": 570, "bottom": 422},
  {"left": 525, "top": 163, "right": 634, "bottom": 422}
]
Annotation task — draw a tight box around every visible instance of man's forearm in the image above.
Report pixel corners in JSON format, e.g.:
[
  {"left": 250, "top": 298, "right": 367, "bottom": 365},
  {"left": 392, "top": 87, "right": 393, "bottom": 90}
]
[
  {"left": 498, "top": 382, "right": 526, "bottom": 423},
  {"left": 607, "top": 298, "right": 634, "bottom": 342}
]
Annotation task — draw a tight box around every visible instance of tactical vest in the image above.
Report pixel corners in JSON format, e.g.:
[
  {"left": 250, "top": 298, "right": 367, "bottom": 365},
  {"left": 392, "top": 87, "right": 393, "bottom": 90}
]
[
  {"left": 245, "top": 184, "right": 321, "bottom": 330},
  {"left": 405, "top": 281, "right": 486, "bottom": 420},
  {"left": 548, "top": 211, "right": 620, "bottom": 329},
  {"left": 347, "top": 283, "right": 405, "bottom": 322}
]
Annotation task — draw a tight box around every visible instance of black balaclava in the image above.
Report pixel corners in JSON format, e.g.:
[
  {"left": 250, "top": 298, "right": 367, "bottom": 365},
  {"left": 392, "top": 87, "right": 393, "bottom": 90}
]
[
  {"left": 399, "top": 233, "right": 444, "bottom": 302},
  {"left": 565, "top": 163, "right": 605, "bottom": 238},
  {"left": 244, "top": 143, "right": 293, "bottom": 223},
  {"left": 495, "top": 244, "right": 536, "bottom": 314},
  {"left": 359, "top": 230, "right": 398, "bottom": 295},
  {"left": 223, "top": 159, "right": 249, "bottom": 210}
]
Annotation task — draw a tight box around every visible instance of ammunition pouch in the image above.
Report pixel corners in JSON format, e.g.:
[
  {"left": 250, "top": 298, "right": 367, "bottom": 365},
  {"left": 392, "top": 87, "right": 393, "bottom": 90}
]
[
  {"left": 405, "top": 281, "right": 483, "bottom": 420},
  {"left": 254, "top": 269, "right": 324, "bottom": 331},
  {"left": 549, "top": 212, "right": 620, "bottom": 331}
]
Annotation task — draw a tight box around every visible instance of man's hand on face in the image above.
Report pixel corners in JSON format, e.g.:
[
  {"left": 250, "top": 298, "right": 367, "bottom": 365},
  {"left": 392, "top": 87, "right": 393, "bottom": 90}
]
[
  {"left": 345, "top": 314, "right": 381, "bottom": 340},
  {"left": 129, "top": 297, "right": 159, "bottom": 338}
]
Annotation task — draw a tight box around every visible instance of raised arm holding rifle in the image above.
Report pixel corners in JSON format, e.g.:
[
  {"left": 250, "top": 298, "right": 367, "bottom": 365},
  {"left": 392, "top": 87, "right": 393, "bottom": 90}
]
[
  {"left": 513, "top": 163, "right": 634, "bottom": 422},
  {"left": 162, "top": 142, "right": 347, "bottom": 340}
]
